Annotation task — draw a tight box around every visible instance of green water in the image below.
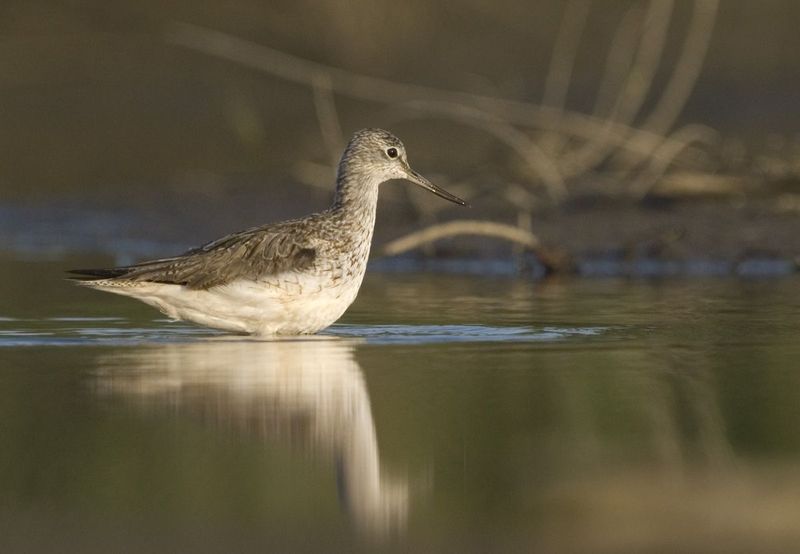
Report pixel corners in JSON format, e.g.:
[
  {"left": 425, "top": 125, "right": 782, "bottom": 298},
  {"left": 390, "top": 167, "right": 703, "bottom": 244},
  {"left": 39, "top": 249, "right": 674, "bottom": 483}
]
[{"left": 1, "top": 259, "right": 800, "bottom": 553}]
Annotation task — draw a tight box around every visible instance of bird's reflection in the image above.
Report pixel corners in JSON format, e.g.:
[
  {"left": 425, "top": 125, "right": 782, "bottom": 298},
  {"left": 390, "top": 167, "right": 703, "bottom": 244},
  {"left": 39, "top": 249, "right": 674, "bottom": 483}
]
[{"left": 93, "top": 337, "right": 408, "bottom": 538}]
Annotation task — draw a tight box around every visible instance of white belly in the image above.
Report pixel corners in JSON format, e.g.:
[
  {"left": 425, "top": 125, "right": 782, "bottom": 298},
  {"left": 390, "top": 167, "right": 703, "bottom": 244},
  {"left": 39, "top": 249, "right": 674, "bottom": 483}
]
[{"left": 94, "top": 271, "right": 365, "bottom": 335}]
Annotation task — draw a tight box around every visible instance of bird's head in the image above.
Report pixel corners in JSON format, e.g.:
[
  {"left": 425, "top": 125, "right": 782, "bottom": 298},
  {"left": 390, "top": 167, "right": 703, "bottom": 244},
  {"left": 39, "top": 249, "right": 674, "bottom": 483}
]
[{"left": 337, "top": 128, "right": 467, "bottom": 206}]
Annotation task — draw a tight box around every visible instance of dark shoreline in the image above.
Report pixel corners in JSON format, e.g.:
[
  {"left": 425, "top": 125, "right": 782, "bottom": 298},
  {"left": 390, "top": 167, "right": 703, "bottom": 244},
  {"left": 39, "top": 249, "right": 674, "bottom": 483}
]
[{"left": 3, "top": 186, "right": 799, "bottom": 280}]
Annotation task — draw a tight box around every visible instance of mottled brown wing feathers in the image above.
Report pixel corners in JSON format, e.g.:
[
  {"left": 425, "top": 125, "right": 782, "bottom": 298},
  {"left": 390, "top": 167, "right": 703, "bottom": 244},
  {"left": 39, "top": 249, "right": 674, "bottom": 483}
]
[{"left": 75, "top": 227, "right": 316, "bottom": 290}]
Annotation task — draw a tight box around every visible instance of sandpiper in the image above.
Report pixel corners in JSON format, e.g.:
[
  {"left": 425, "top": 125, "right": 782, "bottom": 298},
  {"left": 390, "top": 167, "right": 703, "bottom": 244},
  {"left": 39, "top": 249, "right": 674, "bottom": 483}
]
[{"left": 71, "top": 128, "right": 467, "bottom": 335}]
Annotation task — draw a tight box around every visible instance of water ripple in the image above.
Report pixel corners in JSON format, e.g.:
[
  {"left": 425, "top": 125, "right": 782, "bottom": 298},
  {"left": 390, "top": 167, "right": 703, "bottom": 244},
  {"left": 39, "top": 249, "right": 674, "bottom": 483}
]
[
  {"left": 327, "top": 324, "right": 607, "bottom": 345},
  {"left": 0, "top": 319, "right": 609, "bottom": 347}
]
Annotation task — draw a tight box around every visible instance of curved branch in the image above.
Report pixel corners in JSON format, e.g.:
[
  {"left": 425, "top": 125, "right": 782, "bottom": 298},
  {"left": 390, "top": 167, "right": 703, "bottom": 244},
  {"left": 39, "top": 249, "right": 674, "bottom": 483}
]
[
  {"left": 382, "top": 220, "right": 542, "bottom": 256},
  {"left": 382, "top": 220, "right": 575, "bottom": 275}
]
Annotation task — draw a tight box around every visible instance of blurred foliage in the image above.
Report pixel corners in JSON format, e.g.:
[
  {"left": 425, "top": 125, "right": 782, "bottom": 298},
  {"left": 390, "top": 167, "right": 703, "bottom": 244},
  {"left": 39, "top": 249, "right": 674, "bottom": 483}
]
[{"left": 1, "top": 0, "right": 799, "bottom": 201}]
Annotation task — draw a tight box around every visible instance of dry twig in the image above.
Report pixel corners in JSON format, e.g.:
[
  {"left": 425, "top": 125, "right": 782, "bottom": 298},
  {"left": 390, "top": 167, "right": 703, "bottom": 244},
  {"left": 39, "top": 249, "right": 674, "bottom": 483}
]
[
  {"left": 382, "top": 219, "right": 541, "bottom": 256},
  {"left": 382, "top": 220, "right": 574, "bottom": 275}
]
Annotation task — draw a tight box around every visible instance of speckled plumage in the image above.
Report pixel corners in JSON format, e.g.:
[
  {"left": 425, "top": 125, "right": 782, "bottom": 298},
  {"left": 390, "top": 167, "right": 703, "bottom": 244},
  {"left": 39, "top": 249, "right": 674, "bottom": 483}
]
[{"left": 71, "top": 128, "right": 466, "bottom": 335}]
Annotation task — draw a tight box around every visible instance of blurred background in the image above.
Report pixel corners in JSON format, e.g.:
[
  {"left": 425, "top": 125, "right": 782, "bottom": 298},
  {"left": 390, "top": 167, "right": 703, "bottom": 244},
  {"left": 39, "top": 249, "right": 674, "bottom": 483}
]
[{"left": 2, "top": 0, "right": 799, "bottom": 269}]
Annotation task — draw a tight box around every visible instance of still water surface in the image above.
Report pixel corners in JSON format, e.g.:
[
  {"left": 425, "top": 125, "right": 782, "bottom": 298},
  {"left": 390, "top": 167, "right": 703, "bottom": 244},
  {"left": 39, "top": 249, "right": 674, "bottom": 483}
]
[{"left": 1, "top": 260, "right": 800, "bottom": 552}]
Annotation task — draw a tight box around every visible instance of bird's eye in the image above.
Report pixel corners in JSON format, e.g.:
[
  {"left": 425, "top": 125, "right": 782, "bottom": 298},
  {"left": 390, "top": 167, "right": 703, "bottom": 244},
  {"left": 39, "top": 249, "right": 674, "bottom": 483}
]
[{"left": 386, "top": 147, "right": 398, "bottom": 159}]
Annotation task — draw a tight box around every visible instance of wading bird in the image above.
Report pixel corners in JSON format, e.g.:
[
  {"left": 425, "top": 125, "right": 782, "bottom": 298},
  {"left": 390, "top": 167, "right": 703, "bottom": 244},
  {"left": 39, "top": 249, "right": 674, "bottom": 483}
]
[{"left": 71, "top": 129, "right": 467, "bottom": 334}]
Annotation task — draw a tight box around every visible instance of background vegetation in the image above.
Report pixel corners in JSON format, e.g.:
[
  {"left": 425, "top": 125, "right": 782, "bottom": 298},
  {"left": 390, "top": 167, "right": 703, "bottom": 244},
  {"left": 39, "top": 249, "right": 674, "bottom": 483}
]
[{"left": 2, "top": 0, "right": 799, "bottom": 264}]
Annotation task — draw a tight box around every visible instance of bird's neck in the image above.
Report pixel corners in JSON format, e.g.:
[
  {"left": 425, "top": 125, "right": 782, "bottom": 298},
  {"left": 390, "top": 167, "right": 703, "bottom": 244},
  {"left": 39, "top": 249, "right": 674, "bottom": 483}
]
[{"left": 331, "top": 170, "right": 381, "bottom": 231}]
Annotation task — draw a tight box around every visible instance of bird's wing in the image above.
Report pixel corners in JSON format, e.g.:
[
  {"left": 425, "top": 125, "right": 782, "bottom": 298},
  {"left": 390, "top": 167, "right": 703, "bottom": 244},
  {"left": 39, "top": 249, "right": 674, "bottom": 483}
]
[{"left": 70, "top": 225, "right": 317, "bottom": 290}]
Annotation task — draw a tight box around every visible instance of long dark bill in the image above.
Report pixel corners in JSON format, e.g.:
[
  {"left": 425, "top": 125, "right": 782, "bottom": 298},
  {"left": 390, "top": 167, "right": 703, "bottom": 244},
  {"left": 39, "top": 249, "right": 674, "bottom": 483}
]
[{"left": 405, "top": 168, "right": 468, "bottom": 206}]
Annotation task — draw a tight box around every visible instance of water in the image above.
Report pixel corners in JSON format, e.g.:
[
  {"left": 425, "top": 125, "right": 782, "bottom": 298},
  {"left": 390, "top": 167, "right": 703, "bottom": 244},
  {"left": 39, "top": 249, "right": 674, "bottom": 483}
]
[{"left": 1, "top": 259, "right": 800, "bottom": 552}]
